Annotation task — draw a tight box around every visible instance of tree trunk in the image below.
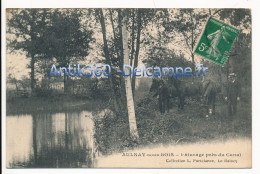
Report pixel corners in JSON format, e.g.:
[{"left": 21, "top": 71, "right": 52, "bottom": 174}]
[
  {"left": 191, "top": 53, "right": 195, "bottom": 72},
  {"left": 117, "top": 10, "right": 124, "bottom": 71},
  {"left": 121, "top": 10, "right": 139, "bottom": 140},
  {"left": 190, "top": 11, "right": 195, "bottom": 72},
  {"left": 130, "top": 9, "right": 136, "bottom": 67},
  {"left": 98, "top": 9, "right": 110, "bottom": 64},
  {"left": 97, "top": 9, "right": 119, "bottom": 113},
  {"left": 64, "top": 74, "right": 66, "bottom": 93},
  {"left": 131, "top": 10, "right": 142, "bottom": 97},
  {"left": 117, "top": 9, "right": 127, "bottom": 112},
  {"left": 109, "top": 9, "right": 117, "bottom": 43},
  {"left": 31, "top": 53, "right": 35, "bottom": 95}
]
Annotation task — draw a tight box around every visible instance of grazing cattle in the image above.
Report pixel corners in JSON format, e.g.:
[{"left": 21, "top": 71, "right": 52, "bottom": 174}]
[
  {"left": 150, "top": 76, "right": 220, "bottom": 117},
  {"left": 183, "top": 81, "right": 203, "bottom": 101},
  {"left": 201, "top": 79, "right": 218, "bottom": 117},
  {"left": 150, "top": 78, "right": 170, "bottom": 114},
  {"left": 168, "top": 78, "right": 204, "bottom": 110},
  {"left": 150, "top": 77, "right": 186, "bottom": 113},
  {"left": 169, "top": 78, "right": 185, "bottom": 110}
]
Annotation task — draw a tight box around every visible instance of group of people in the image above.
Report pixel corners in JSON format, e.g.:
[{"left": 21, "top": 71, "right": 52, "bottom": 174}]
[{"left": 151, "top": 72, "right": 241, "bottom": 120}]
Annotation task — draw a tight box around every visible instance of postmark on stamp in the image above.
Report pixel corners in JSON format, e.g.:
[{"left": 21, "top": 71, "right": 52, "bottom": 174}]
[{"left": 194, "top": 17, "right": 240, "bottom": 66}]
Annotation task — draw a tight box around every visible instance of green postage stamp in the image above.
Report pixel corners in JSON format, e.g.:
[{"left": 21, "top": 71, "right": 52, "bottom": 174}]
[{"left": 194, "top": 17, "right": 240, "bottom": 66}]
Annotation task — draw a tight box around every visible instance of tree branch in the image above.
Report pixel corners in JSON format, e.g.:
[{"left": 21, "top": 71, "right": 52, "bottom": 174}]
[{"left": 181, "top": 32, "right": 193, "bottom": 55}]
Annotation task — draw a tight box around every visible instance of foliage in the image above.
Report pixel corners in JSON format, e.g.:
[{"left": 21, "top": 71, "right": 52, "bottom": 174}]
[
  {"left": 43, "top": 9, "right": 94, "bottom": 66},
  {"left": 7, "top": 9, "right": 94, "bottom": 92},
  {"left": 6, "top": 9, "right": 252, "bottom": 148}
]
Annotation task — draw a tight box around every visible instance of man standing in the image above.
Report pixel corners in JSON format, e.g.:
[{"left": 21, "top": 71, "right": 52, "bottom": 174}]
[
  {"left": 202, "top": 78, "right": 217, "bottom": 117},
  {"left": 225, "top": 73, "right": 241, "bottom": 119}
]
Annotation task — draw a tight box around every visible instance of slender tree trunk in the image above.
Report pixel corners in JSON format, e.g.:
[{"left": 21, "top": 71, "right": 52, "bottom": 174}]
[
  {"left": 117, "top": 9, "right": 127, "bottom": 111},
  {"left": 109, "top": 9, "right": 126, "bottom": 113},
  {"left": 190, "top": 11, "right": 195, "bottom": 72},
  {"left": 109, "top": 9, "right": 117, "bottom": 43},
  {"left": 130, "top": 9, "right": 136, "bottom": 67},
  {"left": 14, "top": 79, "right": 18, "bottom": 92},
  {"left": 131, "top": 10, "right": 142, "bottom": 97},
  {"left": 31, "top": 53, "right": 35, "bottom": 94},
  {"left": 191, "top": 53, "right": 195, "bottom": 72},
  {"left": 97, "top": 9, "right": 119, "bottom": 113},
  {"left": 121, "top": 10, "right": 139, "bottom": 140},
  {"left": 117, "top": 10, "right": 124, "bottom": 71},
  {"left": 98, "top": 9, "right": 110, "bottom": 64}
]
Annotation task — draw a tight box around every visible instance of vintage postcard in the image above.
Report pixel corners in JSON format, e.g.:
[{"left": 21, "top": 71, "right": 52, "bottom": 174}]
[{"left": 3, "top": 2, "right": 255, "bottom": 172}]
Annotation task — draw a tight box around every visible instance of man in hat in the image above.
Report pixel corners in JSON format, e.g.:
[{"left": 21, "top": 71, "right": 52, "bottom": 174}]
[{"left": 225, "top": 73, "right": 241, "bottom": 119}]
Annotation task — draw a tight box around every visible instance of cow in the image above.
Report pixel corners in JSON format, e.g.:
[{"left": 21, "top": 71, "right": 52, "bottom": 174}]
[
  {"left": 150, "top": 78, "right": 170, "bottom": 114},
  {"left": 183, "top": 81, "right": 203, "bottom": 101},
  {"left": 168, "top": 78, "right": 185, "bottom": 110},
  {"left": 150, "top": 77, "right": 186, "bottom": 113},
  {"left": 201, "top": 79, "right": 218, "bottom": 117}
]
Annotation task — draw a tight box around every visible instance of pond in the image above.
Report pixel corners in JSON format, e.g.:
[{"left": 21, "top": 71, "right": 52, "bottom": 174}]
[{"left": 6, "top": 110, "right": 98, "bottom": 168}]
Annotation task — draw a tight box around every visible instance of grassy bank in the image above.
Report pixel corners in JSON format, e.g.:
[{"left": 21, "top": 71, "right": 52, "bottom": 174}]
[{"left": 94, "top": 96, "right": 252, "bottom": 155}]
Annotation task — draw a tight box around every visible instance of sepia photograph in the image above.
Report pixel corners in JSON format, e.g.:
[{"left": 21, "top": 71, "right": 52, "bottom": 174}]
[{"left": 3, "top": 4, "right": 254, "bottom": 171}]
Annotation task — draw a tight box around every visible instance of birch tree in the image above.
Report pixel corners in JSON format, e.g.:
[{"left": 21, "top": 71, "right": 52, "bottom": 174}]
[{"left": 121, "top": 10, "right": 139, "bottom": 140}]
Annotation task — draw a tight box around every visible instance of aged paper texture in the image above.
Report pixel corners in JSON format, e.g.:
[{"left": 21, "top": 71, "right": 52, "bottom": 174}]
[{"left": 5, "top": 7, "right": 252, "bottom": 169}]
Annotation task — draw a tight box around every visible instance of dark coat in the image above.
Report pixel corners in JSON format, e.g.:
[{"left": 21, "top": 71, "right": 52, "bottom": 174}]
[{"left": 226, "top": 80, "right": 241, "bottom": 102}]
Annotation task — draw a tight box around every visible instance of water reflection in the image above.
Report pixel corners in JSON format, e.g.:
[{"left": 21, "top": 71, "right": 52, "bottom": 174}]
[{"left": 7, "top": 111, "right": 96, "bottom": 168}]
